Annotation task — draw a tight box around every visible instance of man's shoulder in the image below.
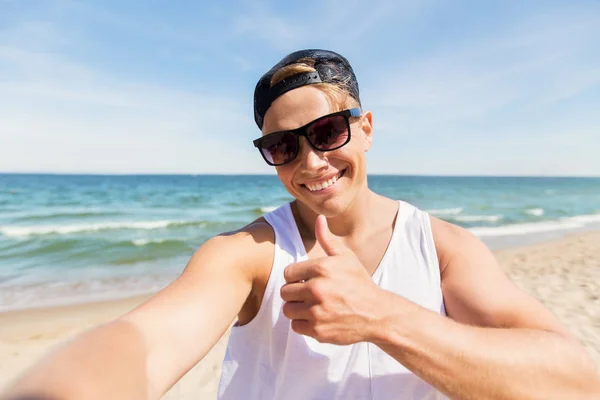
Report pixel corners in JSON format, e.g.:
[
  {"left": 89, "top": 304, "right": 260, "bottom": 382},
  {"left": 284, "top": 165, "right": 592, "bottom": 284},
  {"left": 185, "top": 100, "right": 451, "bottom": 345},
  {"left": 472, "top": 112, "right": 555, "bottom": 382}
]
[
  {"left": 428, "top": 215, "right": 490, "bottom": 275},
  {"left": 217, "top": 217, "right": 275, "bottom": 244},
  {"left": 193, "top": 217, "right": 276, "bottom": 276}
]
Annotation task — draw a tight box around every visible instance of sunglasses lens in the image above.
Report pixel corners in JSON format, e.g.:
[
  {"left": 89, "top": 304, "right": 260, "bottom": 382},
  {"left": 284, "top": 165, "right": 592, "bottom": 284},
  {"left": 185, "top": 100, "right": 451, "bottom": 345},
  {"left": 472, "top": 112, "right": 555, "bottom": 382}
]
[
  {"left": 307, "top": 115, "right": 349, "bottom": 150},
  {"left": 259, "top": 132, "right": 298, "bottom": 165}
]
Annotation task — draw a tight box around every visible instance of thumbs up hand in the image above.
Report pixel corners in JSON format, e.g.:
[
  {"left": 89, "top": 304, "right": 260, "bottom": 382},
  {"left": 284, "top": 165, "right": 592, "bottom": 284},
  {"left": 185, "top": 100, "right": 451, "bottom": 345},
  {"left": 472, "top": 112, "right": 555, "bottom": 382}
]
[{"left": 281, "top": 215, "right": 384, "bottom": 345}]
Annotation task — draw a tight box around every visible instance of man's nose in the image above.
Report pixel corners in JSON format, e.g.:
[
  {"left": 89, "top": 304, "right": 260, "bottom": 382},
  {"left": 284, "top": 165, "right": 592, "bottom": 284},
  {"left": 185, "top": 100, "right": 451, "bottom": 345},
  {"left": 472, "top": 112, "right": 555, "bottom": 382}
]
[{"left": 298, "top": 138, "right": 328, "bottom": 171}]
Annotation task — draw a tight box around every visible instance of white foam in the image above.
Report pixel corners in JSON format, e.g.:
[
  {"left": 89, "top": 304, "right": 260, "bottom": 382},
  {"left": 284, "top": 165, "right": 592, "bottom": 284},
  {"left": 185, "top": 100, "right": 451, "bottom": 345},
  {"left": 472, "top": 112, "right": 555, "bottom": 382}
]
[
  {"left": 0, "top": 257, "right": 189, "bottom": 311},
  {"left": 568, "top": 214, "right": 600, "bottom": 224},
  {"left": 260, "top": 206, "right": 278, "bottom": 213},
  {"left": 427, "top": 207, "right": 463, "bottom": 216},
  {"left": 0, "top": 285, "right": 166, "bottom": 313},
  {"left": 0, "top": 220, "right": 176, "bottom": 237},
  {"left": 470, "top": 213, "right": 600, "bottom": 237},
  {"left": 525, "top": 208, "right": 544, "bottom": 216},
  {"left": 132, "top": 238, "right": 170, "bottom": 246},
  {"left": 454, "top": 215, "right": 503, "bottom": 222}
]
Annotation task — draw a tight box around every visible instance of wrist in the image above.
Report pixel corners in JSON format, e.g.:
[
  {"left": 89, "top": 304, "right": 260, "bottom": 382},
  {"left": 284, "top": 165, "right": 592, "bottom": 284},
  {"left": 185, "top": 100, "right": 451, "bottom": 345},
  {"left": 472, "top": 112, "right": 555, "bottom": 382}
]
[{"left": 364, "top": 288, "right": 404, "bottom": 345}]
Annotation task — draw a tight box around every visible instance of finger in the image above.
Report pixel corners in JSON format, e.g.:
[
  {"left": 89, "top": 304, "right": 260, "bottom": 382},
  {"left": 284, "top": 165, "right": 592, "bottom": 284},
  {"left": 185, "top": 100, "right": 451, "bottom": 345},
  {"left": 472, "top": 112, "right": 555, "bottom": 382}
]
[
  {"left": 280, "top": 281, "right": 310, "bottom": 302},
  {"left": 282, "top": 301, "right": 313, "bottom": 320},
  {"left": 284, "top": 260, "right": 323, "bottom": 283},
  {"left": 315, "top": 214, "right": 347, "bottom": 256},
  {"left": 291, "top": 319, "right": 314, "bottom": 337}
]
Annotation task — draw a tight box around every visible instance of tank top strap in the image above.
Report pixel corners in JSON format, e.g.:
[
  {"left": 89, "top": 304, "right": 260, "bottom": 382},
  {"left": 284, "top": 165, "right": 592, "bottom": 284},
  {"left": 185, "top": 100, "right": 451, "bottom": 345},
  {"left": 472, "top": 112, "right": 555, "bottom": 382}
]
[
  {"left": 253, "top": 203, "right": 307, "bottom": 328},
  {"left": 263, "top": 202, "right": 307, "bottom": 261},
  {"left": 397, "top": 200, "right": 441, "bottom": 288}
]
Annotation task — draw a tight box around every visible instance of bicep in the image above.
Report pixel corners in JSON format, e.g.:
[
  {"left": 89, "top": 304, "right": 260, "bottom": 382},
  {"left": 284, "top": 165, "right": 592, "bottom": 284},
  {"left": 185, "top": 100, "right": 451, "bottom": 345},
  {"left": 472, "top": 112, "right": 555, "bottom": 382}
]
[
  {"left": 120, "top": 224, "right": 273, "bottom": 396},
  {"left": 432, "top": 217, "right": 570, "bottom": 336}
]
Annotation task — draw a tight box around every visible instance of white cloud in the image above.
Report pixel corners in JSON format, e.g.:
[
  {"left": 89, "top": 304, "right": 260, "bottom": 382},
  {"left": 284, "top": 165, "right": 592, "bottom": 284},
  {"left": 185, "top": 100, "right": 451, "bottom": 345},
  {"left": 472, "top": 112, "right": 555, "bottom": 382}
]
[
  {"left": 232, "top": 9, "right": 306, "bottom": 51},
  {"left": 366, "top": 125, "right": 600, "bottom": 177},
  {"left": 229, "top": 0, "right": 428, "bottom": 52},
  {"left": 0, "top": 43, "right": 267, "bottom": 173},
  {"left": 362, "top": 10, "right": 600, "bottom": 140},
  {"left": 358, "top": 9, "right": 600, "bottom": 176}
]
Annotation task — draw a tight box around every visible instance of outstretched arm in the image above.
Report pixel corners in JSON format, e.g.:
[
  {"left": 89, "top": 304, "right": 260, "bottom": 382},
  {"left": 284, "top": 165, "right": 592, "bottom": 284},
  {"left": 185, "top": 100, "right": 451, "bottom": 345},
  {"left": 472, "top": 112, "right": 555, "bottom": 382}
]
[
  {"left": 371, "top": 217, "right": 600, "bottom": 399},
  {"left": 3, "top": 221, "right": 274, "bottom": 400}
]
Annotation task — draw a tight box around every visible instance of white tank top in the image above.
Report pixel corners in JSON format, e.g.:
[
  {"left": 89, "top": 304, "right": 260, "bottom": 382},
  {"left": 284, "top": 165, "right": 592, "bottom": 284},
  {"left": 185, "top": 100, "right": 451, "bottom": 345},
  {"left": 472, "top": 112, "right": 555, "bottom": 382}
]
[{"left": 217, "top": 201, "right": 448, "bottom": 400}]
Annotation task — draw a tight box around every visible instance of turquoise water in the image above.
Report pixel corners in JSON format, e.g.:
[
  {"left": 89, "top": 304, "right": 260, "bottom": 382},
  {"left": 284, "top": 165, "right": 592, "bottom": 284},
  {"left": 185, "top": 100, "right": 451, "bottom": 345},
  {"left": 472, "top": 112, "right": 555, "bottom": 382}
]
[{"left": 1, "top": 174, "right": 599, "bottom": 311}]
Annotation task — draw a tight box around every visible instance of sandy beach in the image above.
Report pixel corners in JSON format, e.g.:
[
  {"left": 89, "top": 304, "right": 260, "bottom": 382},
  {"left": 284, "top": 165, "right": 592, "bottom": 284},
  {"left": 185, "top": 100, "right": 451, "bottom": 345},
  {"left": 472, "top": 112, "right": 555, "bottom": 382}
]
[{"left": 1, "top": 231, "right": 599, "bottom": 399}]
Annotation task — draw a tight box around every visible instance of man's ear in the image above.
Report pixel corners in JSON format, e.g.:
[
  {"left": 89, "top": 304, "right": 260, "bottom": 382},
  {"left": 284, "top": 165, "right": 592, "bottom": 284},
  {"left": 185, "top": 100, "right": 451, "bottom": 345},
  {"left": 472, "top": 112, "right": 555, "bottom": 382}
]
[{"left": 360, "top": 111, "right": 373, "bottom": 152}]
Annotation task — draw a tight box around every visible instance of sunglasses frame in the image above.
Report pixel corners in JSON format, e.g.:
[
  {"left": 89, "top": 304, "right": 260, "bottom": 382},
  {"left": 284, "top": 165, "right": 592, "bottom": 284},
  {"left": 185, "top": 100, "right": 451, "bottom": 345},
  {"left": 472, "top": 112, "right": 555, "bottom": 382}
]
[{"left": 253, "top": 108, "right": 362, "bottom": 166}]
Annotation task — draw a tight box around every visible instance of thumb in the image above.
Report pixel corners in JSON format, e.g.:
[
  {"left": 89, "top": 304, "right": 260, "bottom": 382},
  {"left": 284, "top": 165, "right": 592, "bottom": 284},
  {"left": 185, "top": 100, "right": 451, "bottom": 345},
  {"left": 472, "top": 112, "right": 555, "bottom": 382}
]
[{"left": 315, "top": 215, "right": 347, "bottom": 256}]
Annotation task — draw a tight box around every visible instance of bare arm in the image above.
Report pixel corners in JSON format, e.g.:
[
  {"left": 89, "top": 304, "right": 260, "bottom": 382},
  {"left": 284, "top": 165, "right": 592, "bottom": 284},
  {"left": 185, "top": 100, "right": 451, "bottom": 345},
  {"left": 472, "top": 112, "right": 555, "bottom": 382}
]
[
  {"left": 370, "top": 217, "right": 600, "bottom": 399},
  {"left": 3, "top": 221, "right": 274, "bottom": 400}
]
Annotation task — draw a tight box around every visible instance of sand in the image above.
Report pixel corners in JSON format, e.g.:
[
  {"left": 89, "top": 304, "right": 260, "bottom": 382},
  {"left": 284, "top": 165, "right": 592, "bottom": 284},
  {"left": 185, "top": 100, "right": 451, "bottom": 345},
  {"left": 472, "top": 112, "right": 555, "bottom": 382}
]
[
  {"left": 494, "top": 231, "right": 600, "bottom": 367},
  {"left": 1, "top": 231, "right": 599, "bottom": 399}
]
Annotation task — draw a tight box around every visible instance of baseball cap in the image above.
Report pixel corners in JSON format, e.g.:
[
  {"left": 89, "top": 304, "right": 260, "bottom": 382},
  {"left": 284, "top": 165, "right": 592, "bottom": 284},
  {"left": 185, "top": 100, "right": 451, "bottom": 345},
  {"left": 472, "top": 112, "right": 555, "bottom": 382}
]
[{"left": 253, "top": 49, "right": 361, "bottom": 129}]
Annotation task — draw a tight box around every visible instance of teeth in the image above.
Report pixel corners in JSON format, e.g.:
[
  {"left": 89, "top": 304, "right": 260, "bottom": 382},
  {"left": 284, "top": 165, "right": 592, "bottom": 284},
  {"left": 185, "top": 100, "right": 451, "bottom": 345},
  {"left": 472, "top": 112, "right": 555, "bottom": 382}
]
[{"left": 306, "top": 171, "right": 342, "bottom": 192}]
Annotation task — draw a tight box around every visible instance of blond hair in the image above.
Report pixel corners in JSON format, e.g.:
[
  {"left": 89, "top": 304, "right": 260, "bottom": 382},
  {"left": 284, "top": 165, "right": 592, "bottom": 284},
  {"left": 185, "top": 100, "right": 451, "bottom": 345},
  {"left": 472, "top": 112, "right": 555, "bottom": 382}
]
[{"left": 269, "top": 57, "right": 360, "bottom": 111}]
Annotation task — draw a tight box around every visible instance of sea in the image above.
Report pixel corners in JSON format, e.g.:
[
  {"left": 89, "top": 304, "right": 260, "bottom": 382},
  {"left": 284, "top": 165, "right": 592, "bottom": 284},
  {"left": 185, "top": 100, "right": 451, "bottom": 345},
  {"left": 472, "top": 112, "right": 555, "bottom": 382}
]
[{"left": 1, "top": 174, "right": 599, "bottom": 312}]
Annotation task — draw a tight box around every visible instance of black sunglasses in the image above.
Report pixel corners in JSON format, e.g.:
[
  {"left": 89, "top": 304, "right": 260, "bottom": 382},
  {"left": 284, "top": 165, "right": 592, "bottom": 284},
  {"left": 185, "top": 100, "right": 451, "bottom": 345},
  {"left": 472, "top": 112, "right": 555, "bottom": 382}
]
[{"left": 253, "top": 108, "right": 361, "bottom": 166}]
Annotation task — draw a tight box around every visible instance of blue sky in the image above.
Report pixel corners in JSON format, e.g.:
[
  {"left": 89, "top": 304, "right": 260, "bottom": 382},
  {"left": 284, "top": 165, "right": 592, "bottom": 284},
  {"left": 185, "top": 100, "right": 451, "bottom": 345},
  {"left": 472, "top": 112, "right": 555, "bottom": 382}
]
[{"left": 1, "top": 0, "right": 599, "bottom": 176}]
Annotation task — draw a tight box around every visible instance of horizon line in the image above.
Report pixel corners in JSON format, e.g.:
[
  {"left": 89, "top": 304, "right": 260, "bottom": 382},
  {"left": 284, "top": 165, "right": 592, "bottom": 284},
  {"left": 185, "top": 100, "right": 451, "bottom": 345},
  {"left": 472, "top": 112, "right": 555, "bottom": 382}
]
[{"left": 1, "top": 172, "right": 599, "bottom": 179}]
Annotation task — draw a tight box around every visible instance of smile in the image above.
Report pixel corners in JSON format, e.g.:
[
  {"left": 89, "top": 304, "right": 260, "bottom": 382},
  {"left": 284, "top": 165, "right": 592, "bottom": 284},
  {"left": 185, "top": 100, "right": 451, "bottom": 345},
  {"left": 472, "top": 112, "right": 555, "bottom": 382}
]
[{"left": 303, "top": 169, "right": 346, "bottom": 192}]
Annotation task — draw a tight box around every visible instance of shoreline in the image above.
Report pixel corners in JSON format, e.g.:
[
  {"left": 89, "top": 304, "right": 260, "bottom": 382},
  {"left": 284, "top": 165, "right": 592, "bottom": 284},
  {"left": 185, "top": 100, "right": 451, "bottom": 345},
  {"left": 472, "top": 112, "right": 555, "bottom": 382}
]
[
  {"left": 1, "top": 230, "right": 599, "bottom": 398},
  {"left": 481, "top": 219, "right": 600, "bottom": 250},
  {"left": 0, "top": 228, "right": 597, "bottom": 315},
  {"left": 2, "top": 221, "right": 600, "bottom": 314},
  {"left": 0, "top": 288, "right": 160, "bottom": 314}
]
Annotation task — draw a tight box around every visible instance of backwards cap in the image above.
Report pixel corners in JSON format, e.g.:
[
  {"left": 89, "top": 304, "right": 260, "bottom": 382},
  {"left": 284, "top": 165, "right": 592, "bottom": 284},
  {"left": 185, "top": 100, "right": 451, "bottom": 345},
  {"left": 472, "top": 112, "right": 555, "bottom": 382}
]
[{"left": 253, "top": 49, "right": 361, "bottom": 129}]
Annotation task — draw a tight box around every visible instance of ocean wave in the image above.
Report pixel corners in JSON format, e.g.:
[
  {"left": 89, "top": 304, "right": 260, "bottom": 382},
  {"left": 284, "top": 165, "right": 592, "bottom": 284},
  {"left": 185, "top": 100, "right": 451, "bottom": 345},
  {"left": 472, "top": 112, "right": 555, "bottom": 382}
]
[
  {"left": 260, "top": 206, "right": 278, "bottom": 213},
  {"left": 8, "top": 238, "right": 195, "bottom": 267},
  {"left": 14, "top": 210, "right": 123, "bottom": 222},
  {"left": 166, "top": 220, "right": 210, "bottom": 228},
  {"left": 453, "top": 215, "right": 503, "bottom": 223},
  {"left": 133, "top": 238, "right": 157, "bottom": 246},
  {"left": 524, "top": 208, "right": 544, "bottom": 216},
  {"left": 0, "top": 220, "right": 209, "bottom": 237},
  {"left": 568, "top": 214, "right": 600, "bottom": 224},
  {"left": 470, "top": 213, "right": 600, "bottom": 237},
  {"left": 0, "top": 273, "right": 22, "bottom": 285},
  {"left": 427, "top": 207, "right": 463, "bottom": 216},
  {"left": 131, "top": 238, "right": 180, "bottom": 246},
  {"left": 0, "top": 271, "right": 176, "bottom": 312}
]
